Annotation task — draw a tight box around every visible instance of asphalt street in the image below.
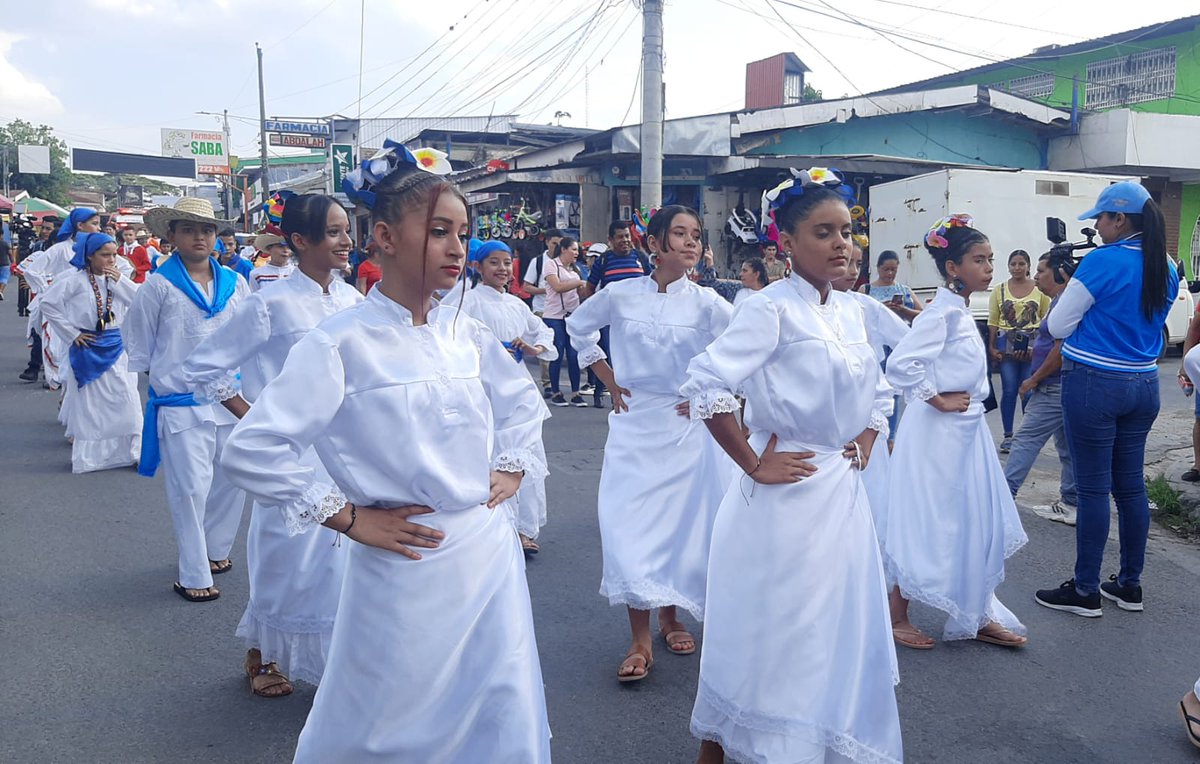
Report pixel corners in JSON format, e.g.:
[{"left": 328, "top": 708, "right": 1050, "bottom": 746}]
[{"left": 2, "top": 304, "right": 1199, "bottom": 764}]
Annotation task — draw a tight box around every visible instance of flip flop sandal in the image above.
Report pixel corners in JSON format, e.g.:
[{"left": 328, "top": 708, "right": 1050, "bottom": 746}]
[
  {"left": 661, "top": 628, "right": 697, "bottom": 655},
  {"left": 892, "top": 625, "right": 935, "bottom": 650},
  {"left": 1181, "top": 700, "right": 1200, "bottom": 749},
  {"left": 173, "top": 582, "right": 219, "bottom": 602},
  {"left": 617, "top": 648, "right": 654, "bottom": 684},
  {"left": 974, "top": 627, "right": 1027, "bottom": 648},
  {"left": 247, "top": 662, "right": 294, "bottom": 699},
  {"left": 520, "top": 537, "right": 540, "bottom": 555},
  {"left": 209, "top": 559, "right": 233, "bottom": 575}
]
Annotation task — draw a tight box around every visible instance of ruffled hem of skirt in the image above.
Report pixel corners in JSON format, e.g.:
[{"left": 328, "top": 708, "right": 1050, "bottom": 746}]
[
  {"left": 71, "top": 434, "right": 140, "bottom": 474},
  {"left": 235, "top": 607, "right": 332, "bottom": 687},
  {"left": 883, "top": 548, "right": 1027, "bottom": 642},
  {"left": 691, "top": 679, "right": 902, "bottom": 764},
  {"left": 599, "top": 578, "right": 704, "bottom": 621}
]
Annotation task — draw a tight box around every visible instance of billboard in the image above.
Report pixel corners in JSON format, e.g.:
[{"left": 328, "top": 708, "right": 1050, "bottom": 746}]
[
  {"left": 17, "top": 145, "right": 51, "bottom": 174},
  {"left": 73, "top": 148, "right": 196, "bottom": 179},
  {"left": 161, "top": 128, "right": 229, "bottom": 176},
  {"left": 264, "top": 119, "right": 331, "bottom": 136},
  {"left": 269, "top": 133, "right": 328, "bottom": 149}
]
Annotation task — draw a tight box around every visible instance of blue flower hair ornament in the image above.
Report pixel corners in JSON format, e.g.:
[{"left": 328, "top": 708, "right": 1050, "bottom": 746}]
[
  {"left": 342, "top": 139, "right": 452, "bottom": 210},
  {"left": 759, "top": 167, "right": 856, "bottom": 238}
]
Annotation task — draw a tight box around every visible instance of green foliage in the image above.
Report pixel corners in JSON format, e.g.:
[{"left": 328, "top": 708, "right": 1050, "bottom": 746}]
[
  {"left": 0, "top": 119, "right": 72, "bottom": 205},
  {"left": 802, "top": 83, "right": 823, "bottom": 103},
  {"left": 1147, "top": 473, "right": 1200, "bottom": 538},
  {"left": 72, "top": 173, "right": 181, "bottom": 203}
]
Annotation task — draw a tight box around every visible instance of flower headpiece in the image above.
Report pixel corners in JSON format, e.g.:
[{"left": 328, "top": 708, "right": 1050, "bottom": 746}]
[
  {"left": 759, "top": 167, "right": 856, "bottom": 239},
  {"left": 342, "top": 139, "right": 453, "bottom": 210},
  {"left": 925, "top": 213, "right": 974, "bottom": 250}
]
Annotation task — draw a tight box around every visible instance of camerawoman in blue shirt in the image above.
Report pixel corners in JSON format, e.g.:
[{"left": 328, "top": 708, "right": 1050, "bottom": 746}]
[{"left": 1034, "top": 181, "right": 1178, "bottom": 617}]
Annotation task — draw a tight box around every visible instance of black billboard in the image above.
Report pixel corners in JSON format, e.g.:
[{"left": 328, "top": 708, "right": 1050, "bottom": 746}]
[{"left": 72, "top": 149, "right": 196, "bottom": 179}]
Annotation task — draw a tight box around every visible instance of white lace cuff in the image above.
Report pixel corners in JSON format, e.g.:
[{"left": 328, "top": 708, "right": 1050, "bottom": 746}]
[
  {"left": 577, "top": 345, "right": 606, "bottom": 369},
  {"left": 493, "top": 448, "right": 548, "bottom": 480},
  {"left": 688, "top": 389, "right": 740, "bottom": 420},
  {"left": 200, "top": 370, "right": 241, "bottom": 404},
  {"left": 906, "top": 380, "right": 938, "bottom": 403},
  {"left": 868, "top": 409, "right": 890, "bottom": 439},
  {"left": 282, "top": 482, "right": 347, "bottom": 537}
]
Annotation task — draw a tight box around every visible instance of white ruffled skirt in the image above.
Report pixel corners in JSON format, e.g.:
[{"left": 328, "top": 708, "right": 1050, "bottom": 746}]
[
  {"left": 597, "top": 389, "right": 729, "bottom": 619},
  {"left": 64, "top": 354, "right": 142, "bottom": 474},
  {"left": 293, "top": 501, "right": 551, "bottom": 763},
  {"left": 236, "top": 498, "right": 346, "bottom": 686},
  {"left": 510, "top": 438, "right": 548, "bottom": 539},
  {"left": 885, "top": 401, "right": 1028, "bottom": 640},
  {"left": 691, "top": 434, "right": 902, "bottom": 764}
]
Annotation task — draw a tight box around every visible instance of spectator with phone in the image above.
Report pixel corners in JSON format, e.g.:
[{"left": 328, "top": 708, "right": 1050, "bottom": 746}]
[{"left": 987, "top": 249, "right": 1050, "bottom": 453}]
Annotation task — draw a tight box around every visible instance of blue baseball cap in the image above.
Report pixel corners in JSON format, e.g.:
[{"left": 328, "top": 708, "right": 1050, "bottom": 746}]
[{"left": 1078, "top": 180, "right": 1151, "bottom": 221}]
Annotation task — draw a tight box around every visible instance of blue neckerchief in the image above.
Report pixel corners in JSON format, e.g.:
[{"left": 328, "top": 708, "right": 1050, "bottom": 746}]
[
  {"left": 137, "top": 386, "right": 199, "bottom": 477},
  {"left": 156, "top": 254, "right": 237, "bottom": 318},
  {"left": 502, "top": 341, "right": 524, "bottom": 364},
  {"left": 69, "top": 327, "right": 123, "bottom": 388}
]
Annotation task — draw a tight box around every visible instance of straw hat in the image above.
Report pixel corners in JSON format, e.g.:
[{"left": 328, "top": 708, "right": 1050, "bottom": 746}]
[
  {"left": 144, "top": 197, "right": 229, "bottom": 239},
  {"left": 254, "top": 232, "right": 286, "bottom": 250}
]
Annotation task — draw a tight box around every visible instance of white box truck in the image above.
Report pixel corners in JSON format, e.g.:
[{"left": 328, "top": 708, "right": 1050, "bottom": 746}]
[{"left": 868, "top": 169, "right": 1192, "bottom": 350}]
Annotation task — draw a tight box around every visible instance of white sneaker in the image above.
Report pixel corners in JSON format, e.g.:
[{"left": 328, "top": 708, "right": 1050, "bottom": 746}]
[{"left": 1033, "top": 501, "right": 1076, "bottom": 526}]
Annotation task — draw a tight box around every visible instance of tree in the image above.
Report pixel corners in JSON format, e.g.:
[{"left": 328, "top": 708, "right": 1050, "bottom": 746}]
[
  {"left": 803, "top": 83, "right": 824, "bottom": 103},
  {"left": 0, "top": 120, "right": 72, "bottom": 205}
]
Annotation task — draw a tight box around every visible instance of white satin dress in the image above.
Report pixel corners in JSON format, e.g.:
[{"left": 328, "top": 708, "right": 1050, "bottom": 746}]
[
  {"left": 220, "top": 290, "right": 552, "bottom": 763},
  {"left": 680, "top": 274, "right": 902, "bottom": 764},
  {"left": 450, "top": 284, "right": 557, "bottom": 540},
  {"left": 567, "top": 274, "right": 733, "bottom": 619},
  {"left": 182, "top": 271, "right": 361, "bottom": 685},
  {"left": 885, "top": 286, "right": 1028, "bottom": 640}
]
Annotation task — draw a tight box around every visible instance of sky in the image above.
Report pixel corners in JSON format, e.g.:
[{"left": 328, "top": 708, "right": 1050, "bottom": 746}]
[{"left": 2, "top": 0, "right": 1197, "bottom": 175}]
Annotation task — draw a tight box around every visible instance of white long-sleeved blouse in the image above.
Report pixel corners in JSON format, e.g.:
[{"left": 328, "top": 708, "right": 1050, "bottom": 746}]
[
  {"left": 123, "top": 270, "right": 250, "bottom": 432},
  {"left": 567, "top": 275, "right": 733, "bottom": 396},
  {"left": 885, "top": 286, "right": 989, "bottom": 403},
  {"left": 680, "top": 273, "right": 890, "bottom": 447},
  {"left": 39, "top": 269, "right": 139, "bottom": 342},
  {"left": 850, "top": 291, "right": 909, "bottom": 363},
  {"left": 182, "top": 270, "right": 362, "bottom": 404},
  {"left": 447, "top": 284, "right": 558, "bottom": 362},
  {"left": 219, "top": 288, "right": 551, "bottom": 535},
  {"left": 19, "top": 240, "right": 134, "bottom": 294}
]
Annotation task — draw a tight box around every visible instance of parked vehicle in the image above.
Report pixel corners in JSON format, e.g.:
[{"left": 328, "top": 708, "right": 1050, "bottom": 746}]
[{"left": 868, "top": 168, "right": 1193, "bottom": 349}]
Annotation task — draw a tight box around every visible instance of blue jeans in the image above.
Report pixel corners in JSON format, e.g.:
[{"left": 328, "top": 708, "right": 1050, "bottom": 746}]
[
  {"left": 1061, "top": 360, "right": 1160, "bottom": 594},
  {"left": 1003, "top": 382, "right": 1076, "bottom": 506},
  {"left": 998, "top": 355, "right": 1033, "bottom": 435},
  {"left": 545, "top": 318, "right": 579, "bottom": 395}
]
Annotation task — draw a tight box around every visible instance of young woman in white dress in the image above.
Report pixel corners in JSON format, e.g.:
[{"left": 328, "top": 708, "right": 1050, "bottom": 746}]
[
  {"left": 450, "top": 239, "right": 557, "bottom": 554},
  {"left": 567, "top": 205, "right": 733, "bottom": 683},
  {"left": 680, "top": 169, "right": 901, "bottom": 764},
  {"left": 218, "top": 142, "right": 552, "bottom": 762},
  {"left": 39, "top": 232, "right": 142, "bottom": 473},
  {"left": 884, "top": 215, "right": 1029, "bottom": 650},
  {"left": 833, "top": 243, "right": 909, "bottom": 547},
  {"left": 182, "top": 194, "right": 363, "bottom": 698}
]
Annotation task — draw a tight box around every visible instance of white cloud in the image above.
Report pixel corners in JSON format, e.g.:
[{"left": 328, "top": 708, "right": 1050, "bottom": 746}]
[
  {"left": 0, "top": 33, "right": 63, "bottom": 120},
  {"left": 87, "top": 0, "right": 158, "bottom": 16}
]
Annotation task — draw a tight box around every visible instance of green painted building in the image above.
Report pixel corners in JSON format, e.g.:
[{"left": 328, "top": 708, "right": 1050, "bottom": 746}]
[{"left": 878, "top": 14, "right": 1200, "bottom": 275}]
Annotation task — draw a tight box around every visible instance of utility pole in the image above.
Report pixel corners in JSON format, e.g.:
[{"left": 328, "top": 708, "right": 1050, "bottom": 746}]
[
  {"left": 639, "top": 0, "right": 664, "bottom": 210},
  {"left": 221, "top": 109, "right": 232, "bottom": 219},
  {"left": 256, "top": 42, "right": 270, "bottom": 206}
]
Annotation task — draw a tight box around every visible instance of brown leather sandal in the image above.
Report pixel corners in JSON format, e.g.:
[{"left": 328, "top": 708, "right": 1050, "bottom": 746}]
[
  {"left": 617, "top": 647, "right": 653, "bottom": 684},
  {"left": 1181, "top": 694, "right": 1200, "bottom": 750},
  {"left": 974, "top": 623, "right": 1027, "bottom": 648},
  {"left": 892, "top": 624, "right": 935, "bottom": 650},
  {"left": 660, "top": 623, "right": 697, "bottom": 655},
  {"left": 245, "top": 649, "right": 293, "bottom": 698}
]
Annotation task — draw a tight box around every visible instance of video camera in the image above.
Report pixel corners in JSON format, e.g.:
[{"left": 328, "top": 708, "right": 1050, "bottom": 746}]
[
  {"left": 7, "top": 213, "right": 39, "bottom": 258},
  {"left": 1045, "top": 217, "right": 1098, "bottom": 284}
]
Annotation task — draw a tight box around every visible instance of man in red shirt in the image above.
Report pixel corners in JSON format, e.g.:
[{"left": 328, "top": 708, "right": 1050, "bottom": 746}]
[{"left": 117, "top": 227, "right": 152, "bottom": 283}]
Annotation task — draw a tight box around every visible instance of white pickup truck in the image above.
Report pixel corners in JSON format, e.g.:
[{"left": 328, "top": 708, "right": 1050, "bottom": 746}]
[{"left": 869, "top": 168, "right": 1193, "bottom": 351}]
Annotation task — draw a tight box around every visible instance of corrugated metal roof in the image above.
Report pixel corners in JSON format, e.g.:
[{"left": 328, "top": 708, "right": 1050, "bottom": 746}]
[{"left": 358, "top": 115, "right": 519, "bottom": 147}]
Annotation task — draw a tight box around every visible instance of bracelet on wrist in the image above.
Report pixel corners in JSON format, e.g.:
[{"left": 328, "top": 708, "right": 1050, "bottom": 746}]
[
  {"left": 342, "top": 503, "right": 357, "bottom": 535},
  {"left": 748, "top": 459, "right": 763, "bottom": 477}
]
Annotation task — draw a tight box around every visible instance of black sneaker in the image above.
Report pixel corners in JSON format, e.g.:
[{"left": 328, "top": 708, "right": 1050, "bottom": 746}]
[
  {"left": 19, "top": 368, "right": 39, "bottom": 382},
  {"left": 593, "top": 394, "right": 605, "bottom": 408},
  {"left": 1099, "top": 575, "right": 1143, "bottom": 612},
  {"left": 1035, "top": 579, "right": 1102, "bottom": 617},
  {"left": 549, "top": 393, "right": 568, "bottom": 407},
  {"left": 570, "top": 395, "right": 588, "bottom": 407},
  {"left": 542, "top": 386, "right": 553, "bottom": 400}
]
